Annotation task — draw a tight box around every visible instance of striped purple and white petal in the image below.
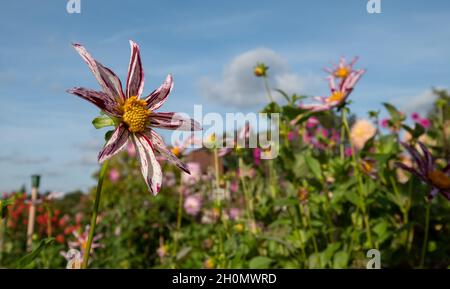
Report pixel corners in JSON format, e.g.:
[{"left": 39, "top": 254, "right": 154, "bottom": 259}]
[
  {"left": 133, "top": 134, "right": 163, "bottom": 195},
  {"left": 143, "top": 130, "right": 190, "bottom": 174},
  {"left": 401, "top": 142, "right": 426, "bottom": 174},
  {"left": 148, "top": 112, "right": 202, "bottom": 131},
  {"left": 417, "top": 142, "right": 434, "bottom": 173},
  {"left": 145, "top": 74, "right": 173, "bottom": 111},
  {"left": 98, "top": 124, "right": 130, "bottom": 163},
  {"left": 126, "top": 40, "right": 144, "bottom": 99},
  {"left": 72, "top": 43, "right": 125, "bottom": 102},
  {"left": 67, "top": 87, "right": 120, "bottom": 116},
  {"left": 395, "top": 162, "right": 426, "bottom": 182}
]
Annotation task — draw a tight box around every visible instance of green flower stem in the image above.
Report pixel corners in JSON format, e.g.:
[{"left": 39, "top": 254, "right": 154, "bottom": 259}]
[
  {"left": 420, "top": 201, "right": 431, "bottom": 268},
  {"left": 82, "top": 159, "right": 109, "bottom": 269},
  {"left": 213, "top": 147, "right": 226, "bottom": 267},
  {"left": 263, "top": 77, "right": 274, "bottom": 103},
  {"left": 340, "top": 110, "right": 346, "bottom": 161},
  {"left": 238, "top": 157, "right": 255, "bottom": 233},
  {"left": 173, "top": 176, "right": 184, "bottom": 258},
  {"left": 299, "top": 203, "right": 320, "bottom": 267},
  {"left": 341, "top": 108, "right": 373, "bottom": 248}
]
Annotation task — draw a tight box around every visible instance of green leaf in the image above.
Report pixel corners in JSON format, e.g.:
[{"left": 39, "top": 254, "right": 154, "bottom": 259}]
[
  {"left": 249, "top": 256, "right": 273, "bottom": 269},
  {"left": 345, "top": 190, "right": 362, "bottom": 209},
  {"left": 304, "top": 155, "right": 323, "bottom": 181},
  {"left": 16, "top": 238, "right": 55, "bottom": 268},
  {"left": 92, "top": 115, "right": 115, "bottom": 129},
  {"left": 275, "top": 89, "right": 292, "bottom": 103},
  {"left": 382, "top": 103, "right": 404, "bottom": 121},
  {"left": 333, "top": 251, "right": 349, "bottom": 269},
  {"left": 273, "top": 198, "right": 299, "bottom": 207},
  {"left": 105, "top": 130, "right": 115, "bottom": 141}
]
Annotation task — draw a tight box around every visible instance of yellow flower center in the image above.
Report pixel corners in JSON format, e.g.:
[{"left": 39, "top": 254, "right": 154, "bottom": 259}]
[
  {"left": 335, "top": 67, "right": 350, "bottom": 78},
  {"left": 361, "top": 160, "right": 374, "bottom": 174},
  {"left": 122, "top": 96, "right": 151, "bottom": 133},
  {"left": 234, "top": 223, "right": 244, "bottom": 233},
  {"left": 208, "top": 133, "right": 216, "bottom": 143},
  {"left": 327, "top": 91, "right": 345, "bottom": 103},
  {"left": 428, "top": 170, "right": 450, "bottom": 189},
  {"left": 81, "top": 240, "right": 87, "bottom": 250},
  {"left": 171, "top": 146, "right": 181, "bottom": 157},
  {"left": 254, "top": 67, "right": 265, "bottom": 77}
]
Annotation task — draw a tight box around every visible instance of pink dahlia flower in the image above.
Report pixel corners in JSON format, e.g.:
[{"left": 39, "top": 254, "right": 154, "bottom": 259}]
[{"left": 301, "top": 57, "right": 365, "bottom": 112}]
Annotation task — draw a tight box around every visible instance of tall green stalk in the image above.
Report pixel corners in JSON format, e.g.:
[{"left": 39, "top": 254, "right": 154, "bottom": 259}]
[
  {"left": 172, "top": 176, "right": 183, "bottom": 259},
  {"left": 82, "top": 159, "right": 109, "bottom": 269},
  {"left": 263, "top": 77, "right": 274, "bottom": 103},
  {"left": 341, "top": 108, "right": 373, "bottom": 248},
  {"left": 420, "top": 201, "right": 431, "bottom": 268}
]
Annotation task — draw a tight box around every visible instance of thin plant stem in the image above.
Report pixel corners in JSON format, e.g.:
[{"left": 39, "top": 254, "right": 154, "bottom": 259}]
[
  {"left": 420, "top": 201, "right": 431, "bottom": 268},
  {"left": 173, "top": 176, "right": 183, "bottom": 258},
  {"left": 340, "top": 110, "right": 345, "bottom": 161},
  {"left": 299, "top": 203, "right": 320, "bottom": 267},
  {"left": 82, "top": 159, "right": 109, "bottom": 269},
  {"left": 238, "top": 157, "right": 255, "bottom": 233},
  {"left": 263, "top": 77, "right": 274, "bottom": 103},
  {"left": 341, "top": 108, "right": 373, "bottom": 248}
]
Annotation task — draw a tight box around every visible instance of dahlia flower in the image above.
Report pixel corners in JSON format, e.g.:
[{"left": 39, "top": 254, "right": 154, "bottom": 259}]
[
  {"left": 350, "top": 119, "right": 376, "bottom": 150},
  {"left": 60, "top": 249, "right": 83, "bottom": 269},
  {"left": 301, "top": 57, "right": 365, "bottom": 112},
  {"left": 184, "top": 194, "right": 202, "bottom": 216},
  {"left": 68, "top": 226, "right": 103, "bottom": 256},
  {"left": 68, "top": 41, "right": 201, "bottom": 195},
  {"left": 396, "top": 142, "right": 450, "bottom": 201}
]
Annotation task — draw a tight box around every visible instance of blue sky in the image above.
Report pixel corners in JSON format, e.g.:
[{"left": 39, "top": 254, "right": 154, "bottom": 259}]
[{"left": 1, "top": 0, "right": 450, "bottom": 192}]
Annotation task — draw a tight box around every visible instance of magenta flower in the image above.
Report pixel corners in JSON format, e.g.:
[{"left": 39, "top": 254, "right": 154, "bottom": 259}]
[
  {"left": 345, "top": 147, "right": 353, "bottom": 157},
  {"left": 306, "top": 116, "right": 320, "bottom": 129},
  {"left": 419, "top": 118, "right": 431, "bottom": 129},
  {"left": 411, "top": 112, "right": 431, "bottom": 129},
  {"left": 68, "top": 41, "right": 201, "bottom": 195},
  {"left": 301, "top": 57, "right": 365, "bottom": 112},
  {"left": 253, "top": 148, "right": 261, "bottom": 166},
  {"left": 109, "top": 169, "right": 120, "bottom": 183},
  {"left": 380, "top": 118, "right": 389, "bottom": 128},
  {"left": 396, "top": 142, "right": 450, "bottom": 201},
  {"left": 184, "top": 195, "right": 202, "bottom": 216},
  {"left": 229, "top": 208, "right": 241, "bottom": 220}
]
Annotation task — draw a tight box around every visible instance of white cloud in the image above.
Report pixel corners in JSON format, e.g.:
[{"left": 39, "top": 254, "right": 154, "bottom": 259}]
[
  {"left": 198, "top": 48, "right": 321, "bottom": 108},
  {"left": 396, "top": 89, "right": 439, "bottom": 114}
]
